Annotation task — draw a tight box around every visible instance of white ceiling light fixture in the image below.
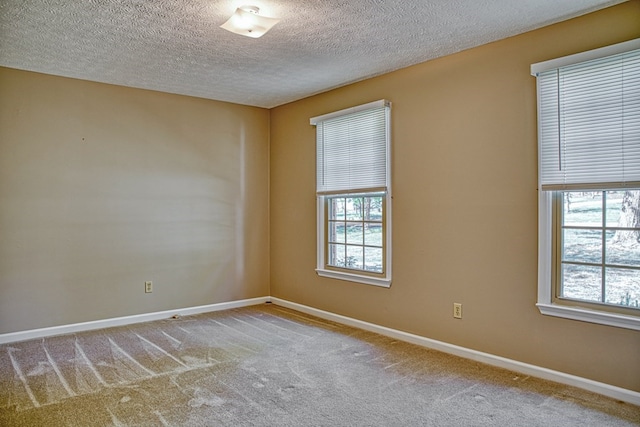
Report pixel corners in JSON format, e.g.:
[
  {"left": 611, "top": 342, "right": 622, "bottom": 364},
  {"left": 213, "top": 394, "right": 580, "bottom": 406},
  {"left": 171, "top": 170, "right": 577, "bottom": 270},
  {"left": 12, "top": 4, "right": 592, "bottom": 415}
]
[{"left": 220, "top": 5, "right": 280, "bottom": 38}]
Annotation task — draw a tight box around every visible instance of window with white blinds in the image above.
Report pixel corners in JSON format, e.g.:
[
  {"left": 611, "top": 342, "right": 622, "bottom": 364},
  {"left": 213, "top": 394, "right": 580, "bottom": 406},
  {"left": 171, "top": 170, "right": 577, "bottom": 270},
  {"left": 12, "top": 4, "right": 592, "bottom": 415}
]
[
  {"left": 533, "top": 39, "right": 640, "bottom": 331},
  {"left": 311, "top": 100, "right": 390, "bottom": 195},
  {"left": 532, "top": 39, "right": 640, "bottom": 190},
  {"left": 310, "top": 100, "right": 392, "bottom": 287}
]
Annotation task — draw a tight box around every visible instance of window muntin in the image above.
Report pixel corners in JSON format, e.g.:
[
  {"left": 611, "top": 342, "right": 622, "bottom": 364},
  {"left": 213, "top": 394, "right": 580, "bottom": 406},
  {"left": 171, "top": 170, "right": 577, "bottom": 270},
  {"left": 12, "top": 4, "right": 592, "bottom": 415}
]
[
  {"left": 556, "top": 190, "right": 640, "bottom": 313},
  {"left": 326, "top": 193, "right": 385, "bottom": 274}
]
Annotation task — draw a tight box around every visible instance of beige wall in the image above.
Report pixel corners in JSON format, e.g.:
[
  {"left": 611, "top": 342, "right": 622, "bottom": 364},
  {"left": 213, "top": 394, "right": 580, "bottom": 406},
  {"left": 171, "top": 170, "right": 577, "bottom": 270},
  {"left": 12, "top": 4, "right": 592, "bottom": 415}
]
[
  {"left": 0, "top": 68, "right": 270, "bottom": 334},
  {"left": 270, "top": 1, "right": 640, "bottom": 392}
]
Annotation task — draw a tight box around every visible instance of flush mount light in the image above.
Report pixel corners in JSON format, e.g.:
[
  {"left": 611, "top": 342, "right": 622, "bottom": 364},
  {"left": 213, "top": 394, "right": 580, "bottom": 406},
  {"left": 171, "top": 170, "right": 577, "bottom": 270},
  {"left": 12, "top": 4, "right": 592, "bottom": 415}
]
[{"left": 220, "top": 5, "right": 280, "bottom": 38}]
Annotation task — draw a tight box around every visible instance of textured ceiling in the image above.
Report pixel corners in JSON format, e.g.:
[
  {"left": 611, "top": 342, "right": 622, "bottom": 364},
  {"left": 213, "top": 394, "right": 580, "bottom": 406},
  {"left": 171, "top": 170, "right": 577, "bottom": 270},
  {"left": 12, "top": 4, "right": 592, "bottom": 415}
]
[{"left": 0, "top": 0, "right": 626, "bottom": 108}]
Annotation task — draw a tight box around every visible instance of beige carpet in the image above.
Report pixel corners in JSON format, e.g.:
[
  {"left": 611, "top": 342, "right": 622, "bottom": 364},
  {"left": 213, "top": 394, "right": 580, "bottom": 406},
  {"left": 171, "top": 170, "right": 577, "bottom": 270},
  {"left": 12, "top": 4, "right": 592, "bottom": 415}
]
[{"left": 0, "top": 303, "right": 638, "bottom": 426}]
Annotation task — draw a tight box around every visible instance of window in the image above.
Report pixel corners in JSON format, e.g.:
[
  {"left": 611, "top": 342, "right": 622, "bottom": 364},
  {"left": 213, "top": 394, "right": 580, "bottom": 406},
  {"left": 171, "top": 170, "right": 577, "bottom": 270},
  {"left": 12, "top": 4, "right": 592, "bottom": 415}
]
[
  {"left": 310, "top": 100, "right": 392, "bottom": 287},
  {"left": 532, "top": 39, "right": 640, "bottom": 330}
]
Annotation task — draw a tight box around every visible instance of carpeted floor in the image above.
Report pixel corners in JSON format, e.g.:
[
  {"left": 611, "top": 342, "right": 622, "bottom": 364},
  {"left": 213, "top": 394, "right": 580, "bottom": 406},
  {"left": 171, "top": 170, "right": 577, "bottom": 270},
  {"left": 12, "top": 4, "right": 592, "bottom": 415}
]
[{"left": 0, "top": 303, "right": 638, "bottom": 426}]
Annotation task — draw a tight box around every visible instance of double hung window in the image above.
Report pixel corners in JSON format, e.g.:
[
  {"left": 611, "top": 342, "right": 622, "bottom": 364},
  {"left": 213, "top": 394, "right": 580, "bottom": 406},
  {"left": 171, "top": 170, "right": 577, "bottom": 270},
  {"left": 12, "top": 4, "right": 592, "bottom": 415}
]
[
  {"left": 532, "top": 39, "right": 640, "bottom": 330},
  {"left": 310, "top": 100, "right": 392, "bottom": 287}
]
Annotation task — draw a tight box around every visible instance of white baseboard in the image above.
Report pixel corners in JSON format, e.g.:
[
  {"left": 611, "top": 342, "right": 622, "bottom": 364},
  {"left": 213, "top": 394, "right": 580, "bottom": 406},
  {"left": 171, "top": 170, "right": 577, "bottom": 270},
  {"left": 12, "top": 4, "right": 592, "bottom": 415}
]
[
  {"left": 270, "top": 297, "right": 640, "bottom": 407},
  {"left": 0, "top": 296, "right": 269, "bottom": 345}
]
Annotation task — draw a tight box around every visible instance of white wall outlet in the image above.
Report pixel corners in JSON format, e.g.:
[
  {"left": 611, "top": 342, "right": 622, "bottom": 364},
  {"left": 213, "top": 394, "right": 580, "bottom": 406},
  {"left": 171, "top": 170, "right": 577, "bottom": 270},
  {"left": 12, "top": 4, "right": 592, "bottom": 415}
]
[
  {"left": 453, "top": 303, "right": 462, "bottom": 319},
  {"left": 145, "top": 281, "right": 153, "bottom": 293}
]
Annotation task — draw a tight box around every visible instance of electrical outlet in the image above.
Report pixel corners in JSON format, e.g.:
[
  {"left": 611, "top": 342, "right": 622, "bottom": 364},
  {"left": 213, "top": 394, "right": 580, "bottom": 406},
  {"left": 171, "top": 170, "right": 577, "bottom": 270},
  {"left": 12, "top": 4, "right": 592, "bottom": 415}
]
[
  {"left": 453, "top": 303, "right": 462, "bottom": 319},
  {"left": 145, "top": 281, "right": 153, "bottom": 293}
]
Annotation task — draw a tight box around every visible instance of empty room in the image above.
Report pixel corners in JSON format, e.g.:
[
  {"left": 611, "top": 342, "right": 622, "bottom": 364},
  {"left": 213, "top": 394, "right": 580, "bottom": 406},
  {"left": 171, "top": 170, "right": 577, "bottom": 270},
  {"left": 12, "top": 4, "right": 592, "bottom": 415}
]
[{"left": 1, "top": 0, "right": 639, "bottom": 425}]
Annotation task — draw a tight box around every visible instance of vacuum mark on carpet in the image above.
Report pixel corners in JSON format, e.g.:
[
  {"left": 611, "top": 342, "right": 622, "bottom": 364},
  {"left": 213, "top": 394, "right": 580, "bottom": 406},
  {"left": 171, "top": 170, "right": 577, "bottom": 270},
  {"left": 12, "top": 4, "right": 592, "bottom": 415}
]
[
  {"left": 6, "top": 347, "right": 41, "bottom": 408},
  {"left": 230, "top": 316, "right": 288, "bottom": 342},
  {"left": 153, "top": 410, "right": 171, "bottom": 426},
  {"left": 135, "top": 333, "right": 188, "bottom": 368},
  {"left": 245, "top": 314, "right": 313, "bottom": 339},
  {"left": 188, "top": 387, "right": 225, "bottom": 408},
  {"left": 74, "top": 339, "right": 107, "bottom": 386},
  {"left": 107, "top": 408, "right": 126, "bottom": 427},
  {"left": 42, "top": 341, "right": 76, "bottom": 398},
  {"left": 207, "top": 319, "right": 271, "bottom": 346},
  {"left": 442, "top": 383, "right": 479, "bottom": 401},
  {"left": 161, "top": 331, "right": 182, "bottom": 347},
  {"left": 108, "top": 338, "right": 155, "bottom": 376}
]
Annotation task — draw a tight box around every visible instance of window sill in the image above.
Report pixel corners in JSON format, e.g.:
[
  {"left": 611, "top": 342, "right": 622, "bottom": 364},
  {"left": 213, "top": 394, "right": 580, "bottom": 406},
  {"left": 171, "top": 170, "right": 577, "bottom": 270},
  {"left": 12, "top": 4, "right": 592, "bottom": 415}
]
[
  {"left": 316, "top": 269, "right": 391, "bottom": 288},
  {"left": 536, "top": 303, "right": 640, "bottom": 331}
]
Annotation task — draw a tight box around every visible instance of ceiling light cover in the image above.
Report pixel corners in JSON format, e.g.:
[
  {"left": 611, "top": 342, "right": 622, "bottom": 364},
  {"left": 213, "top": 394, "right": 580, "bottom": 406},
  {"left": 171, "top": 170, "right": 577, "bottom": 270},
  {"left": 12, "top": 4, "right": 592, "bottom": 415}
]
[{"left": 220, "top": 6, "right": 280, "bottom": 38}]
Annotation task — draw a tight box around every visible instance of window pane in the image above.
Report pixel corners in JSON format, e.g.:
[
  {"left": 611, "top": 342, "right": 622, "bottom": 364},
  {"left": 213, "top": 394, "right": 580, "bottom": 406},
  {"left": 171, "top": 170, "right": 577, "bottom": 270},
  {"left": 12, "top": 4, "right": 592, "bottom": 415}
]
[
  {"left": 605, "top": 267, "right": 640, "bottom": 308},
  {"left": 562, "top": 229, "right": 602, "bottom": 263},
  {"left": 364, "top": 223, "right": 383, "bottom": 246},
  {"left": 561, "top": 264, "right": 602, "bottom": 302},
  {"left": 346, "top": 222, "right": 363, "bottom": 244},
  {"left": 329, "top": 198, "right": 345, "bottom": 220},
  {"left": 364, "top": 247, "right": 383, "bottom": 273},
  {"left": 605, "top": 191, "right": 623, "bottom": 227},
  {"left": 328, "top": 244, "right": 345, "bottom": 268},
  {"left": 328, "top": 222, "right": 345, "bottom": 244},
  {"left": 606, "top": 231, "right": 640, "bottom": 267},
  {"left": 563, "top": 192, "right": 602, "bottom": 227},
  {"left": 607, "top": 190, "right": 640, "bottom": 233},
  {"left": 346, "top": 197, "right": 363, "bottom": 220},
  {"left": 346, "top": 245, "right": 363, "bottom": 269},
  {"left": 363, "top": 196, "right": 383, "bottom": 221}
]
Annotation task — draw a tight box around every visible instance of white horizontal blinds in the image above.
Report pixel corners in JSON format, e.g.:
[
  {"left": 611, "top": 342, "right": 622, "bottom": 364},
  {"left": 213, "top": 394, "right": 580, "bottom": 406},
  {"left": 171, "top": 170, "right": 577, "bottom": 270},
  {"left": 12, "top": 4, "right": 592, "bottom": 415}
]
[
  {"left": 535, "top": 45, "right": 640, "bottom": 190},
  {"left": 313, "top": 101, "right": 389, "bottom": 194}
]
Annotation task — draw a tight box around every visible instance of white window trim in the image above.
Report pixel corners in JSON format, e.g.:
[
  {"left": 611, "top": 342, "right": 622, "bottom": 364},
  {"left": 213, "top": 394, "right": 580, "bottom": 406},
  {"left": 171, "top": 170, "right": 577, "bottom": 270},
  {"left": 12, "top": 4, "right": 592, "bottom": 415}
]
[
  {"left": 530, "top": 38, "right": 640, "bottom": 75},
  {"left": 316, "top": 195, "right": 392, "bottom": 288},
  {"left": 310, "top": 99, "right": 387, "bottom": 125},
  {"left": 537, "top": 192, "right": 640, "bottom": 331}
]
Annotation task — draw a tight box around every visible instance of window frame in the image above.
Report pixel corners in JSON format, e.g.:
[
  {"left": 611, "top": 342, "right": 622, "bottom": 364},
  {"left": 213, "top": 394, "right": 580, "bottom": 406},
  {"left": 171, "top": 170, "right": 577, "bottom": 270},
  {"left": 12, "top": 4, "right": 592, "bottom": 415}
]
[
  {"left": 312, "top": 100, "right": 392, "bottom": 287},
  {"left": 318, "top": 192, "right": 390, "bottom": 286},
  {"left": 554, "top": 191, "right": 640, "bottom": 314}
]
